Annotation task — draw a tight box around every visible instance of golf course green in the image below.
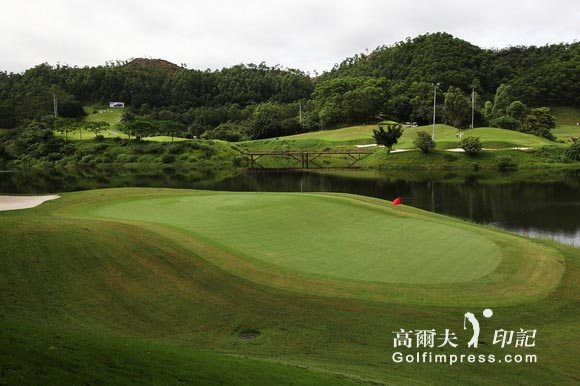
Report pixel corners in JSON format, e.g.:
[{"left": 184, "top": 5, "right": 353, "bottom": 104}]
[
  {"left": 89, "top": 192, "right": 501, "bottom": 284},
  {"left": 1, "top": 188, "right": 577, "bottom": 385}
]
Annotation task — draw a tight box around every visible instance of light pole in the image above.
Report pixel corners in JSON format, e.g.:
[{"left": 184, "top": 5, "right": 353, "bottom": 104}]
[
  {"left": 53, "top": 93, "right": 58, "bottom": 118},
  {"left": 471, "top": 87, "right": 475, "bottom": 129},
  {"left": 432, "top": 83, "right": 440, "bottom": 140}
]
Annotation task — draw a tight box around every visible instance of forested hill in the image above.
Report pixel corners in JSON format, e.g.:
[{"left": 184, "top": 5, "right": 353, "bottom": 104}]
[
  {"left": 323, "top": 33, "right": 580, "bottom": 106},
  {"left": 0, "top": 32, "right": 578, "bottom": 140}
]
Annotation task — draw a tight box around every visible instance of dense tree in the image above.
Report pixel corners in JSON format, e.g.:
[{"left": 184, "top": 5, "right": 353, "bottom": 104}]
[
  {"left": 408, "top": 82, "right": 441, "bottom": 124},
  {"left": 313, "top": 77, "right": 386, "bottom": 128},
  {"left": 201, "top": 122, "right": 250, "bottom": 142},
  {"left": 373, "top": 124, "right": 403, "bottom": 153},
  {"left": 506, "top": 101, "right": 528, "bottom": 122},
  {"left": 248, "top": 102, "right": 302, "bottom": 139},
  {"left": 443, "top": 86, "right": 470, "bottom": 128},
  {"left": 491, "top": 84, "right": 514, "bottom": 118},
  {"left": 523, "top": 107, "right": 556, "bottom": 140}
]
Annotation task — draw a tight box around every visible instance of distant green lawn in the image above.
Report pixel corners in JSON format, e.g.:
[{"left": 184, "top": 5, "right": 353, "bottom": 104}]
[
  {"left": 145, "top": 135, "right": 190, "bottom": 142},
  {"left": 53, "top": 107, "right": 189, "bottom": 142},
  {"left": 276, "top": 124, "right": 558, "bottom": 149},
  {"left": 553, "top": 125, "right": 580, "bottom": 142},
  {"left": 551, "top": 106, "right": 580, "bottom": 125},
  {"left": 84, "top": 106, "right": 125, "bottom": 128}
]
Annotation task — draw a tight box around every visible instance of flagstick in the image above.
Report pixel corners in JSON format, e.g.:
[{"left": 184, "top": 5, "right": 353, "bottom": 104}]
[
  {"left": 400, "top": 204, "right": 404, "bottom": 240},
  {"left": 392, "top": 197, "right": 403, "bottom": 239},
  {"left": 400, "top": 207, "right": 403, "bottom": 240}
]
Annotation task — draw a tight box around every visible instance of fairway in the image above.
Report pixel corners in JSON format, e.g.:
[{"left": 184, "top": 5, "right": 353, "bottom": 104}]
[{"left": 89, "top": 192, "right": 501, "bottom": 284}]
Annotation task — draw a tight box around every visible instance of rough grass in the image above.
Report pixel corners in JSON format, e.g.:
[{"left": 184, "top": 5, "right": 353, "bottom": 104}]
[{"left": 0, "top": 188, "right": 578, "bottom": 386}]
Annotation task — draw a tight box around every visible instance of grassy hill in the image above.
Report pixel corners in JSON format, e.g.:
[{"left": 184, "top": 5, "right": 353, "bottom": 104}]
[
  {"left": 1, "top": 188, "right": 578, "bottom": 385},
  {"left": 267, "top": 124, "right": 559, "bottom": 150},
  {"left": 55, "top": 107, "right": 190, "bottom": 142},
  {"left": 251, "top": 107, "right": 580, "bottom": 150},
  {"left": 552, "top": 106, "right": 580, "bottom": 142}
]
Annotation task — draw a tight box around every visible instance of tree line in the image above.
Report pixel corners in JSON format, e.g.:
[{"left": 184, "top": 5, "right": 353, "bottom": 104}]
[{"left": 0, "top": 33, "right": 577, "bottom": 141}]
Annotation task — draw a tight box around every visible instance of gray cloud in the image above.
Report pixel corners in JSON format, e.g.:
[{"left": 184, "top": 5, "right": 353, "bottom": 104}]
[{"left": 1, "top": 0, "right": 578, "bottom": 73}]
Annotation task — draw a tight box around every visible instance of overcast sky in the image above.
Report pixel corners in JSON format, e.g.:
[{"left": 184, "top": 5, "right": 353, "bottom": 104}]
[{"left": 1, "top": 0, "right": 578, "bottom": 74}]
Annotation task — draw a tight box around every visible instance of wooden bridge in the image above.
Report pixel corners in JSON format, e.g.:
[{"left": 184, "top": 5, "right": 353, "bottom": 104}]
[{"left": 244, "top": 149, "right": 376, "bottom": 169}]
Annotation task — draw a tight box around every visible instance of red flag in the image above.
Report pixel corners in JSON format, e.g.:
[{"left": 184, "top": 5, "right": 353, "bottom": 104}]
[{"left": 392, "top": 197, "right": 402, "bottom": 206}]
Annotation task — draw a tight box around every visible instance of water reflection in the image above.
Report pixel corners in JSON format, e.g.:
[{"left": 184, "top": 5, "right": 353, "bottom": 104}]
[{"left": 1, "top": 167, "right": 579, "bottom": 246}]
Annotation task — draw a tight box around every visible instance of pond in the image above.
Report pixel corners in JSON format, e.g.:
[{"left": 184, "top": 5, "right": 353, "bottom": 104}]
[{"left": 1, "top": 167, "right": 579, "bottom": 246}]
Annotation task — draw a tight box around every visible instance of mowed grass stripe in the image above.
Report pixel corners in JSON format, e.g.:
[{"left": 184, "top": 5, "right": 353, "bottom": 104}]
[{"left": 89, "top": 192, "right": 501, "bottom": 284}]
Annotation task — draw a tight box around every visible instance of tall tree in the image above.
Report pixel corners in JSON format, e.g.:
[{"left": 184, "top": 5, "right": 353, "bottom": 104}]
[
  {"left": 373, "top": 124, "right": 403, "bottom": 153},
  {"left": 443, "top": 86, "right": 470, "bottom": 128}
]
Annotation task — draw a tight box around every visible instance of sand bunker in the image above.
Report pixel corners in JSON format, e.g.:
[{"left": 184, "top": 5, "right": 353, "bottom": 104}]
[{"left": 0, "top": 195, "right": 60, "bottom": 211}]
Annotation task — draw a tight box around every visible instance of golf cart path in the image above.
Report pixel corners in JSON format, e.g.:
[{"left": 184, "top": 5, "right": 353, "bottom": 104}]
[
  {"left": 0, "top": 195, "right": 60, "bottom": 211},
  {"left": 356, "top": 144, "right": 533, "bottom": 152}
]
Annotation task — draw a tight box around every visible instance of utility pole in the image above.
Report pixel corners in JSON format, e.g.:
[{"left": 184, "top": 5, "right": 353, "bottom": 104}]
[
  {"left": 432, "top": 83, "right": 440, "bottom": 140},
  {"left": 471, "top": 87, "right": 475, "bottom": 129},
  {"left": 53, "top": 93, "right": 58, "bottom": 118}
]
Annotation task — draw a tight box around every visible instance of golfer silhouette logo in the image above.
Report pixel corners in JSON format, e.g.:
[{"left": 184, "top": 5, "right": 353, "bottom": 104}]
[
  {"left": 464, "top": 312, "right": 480, "bottom": 348},
  {"left": 464, "top": 308, "right": 493, "bottom": 348}
]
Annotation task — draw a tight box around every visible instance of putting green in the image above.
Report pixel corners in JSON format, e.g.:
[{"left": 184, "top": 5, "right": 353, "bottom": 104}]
[{"left": 88, "top": 192, "right": 501, "bottom": 284}]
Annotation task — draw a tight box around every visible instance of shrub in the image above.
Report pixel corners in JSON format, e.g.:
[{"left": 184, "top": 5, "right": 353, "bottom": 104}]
[
  {"left": 496, "top": 155, "right": 517, "bottom": 170},
  {"left": 443, "top": 154, "right": 458, "bottom": 162},
  {"left": 413, "top": 131, "right": 435, "bottom": 153},
  {"left": 460, "top": 136, "right": 482, "bottom": 155},
  {"left": 94, "top": 134, "right": 105, "bottom": 142}
]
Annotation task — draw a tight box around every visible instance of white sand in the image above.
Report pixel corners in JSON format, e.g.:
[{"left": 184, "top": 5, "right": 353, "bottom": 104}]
[{"left": 0, "top": 195, "right": 60, "bottom": 211}]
